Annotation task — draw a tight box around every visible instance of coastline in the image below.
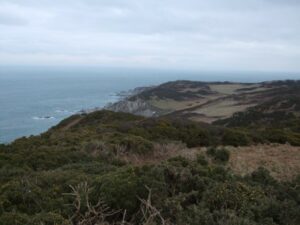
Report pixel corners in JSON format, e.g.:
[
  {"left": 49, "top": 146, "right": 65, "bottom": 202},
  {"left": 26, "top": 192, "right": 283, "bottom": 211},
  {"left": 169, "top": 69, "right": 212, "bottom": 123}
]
[{"left": 0, "top": 86, "right": 153, "bottom": 144}]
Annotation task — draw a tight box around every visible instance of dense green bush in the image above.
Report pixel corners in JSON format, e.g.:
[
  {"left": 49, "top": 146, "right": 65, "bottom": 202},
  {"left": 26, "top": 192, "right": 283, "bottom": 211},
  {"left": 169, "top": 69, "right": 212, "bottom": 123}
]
[
  {"left": 206, "top": 147, "right": 230, "bottom": 163},
  {"left": 203, "top": 181, "right": 265, "bottom": 213},
  {"left": 222, "top": 129, "right": 250, "bottom": 146},
  {"left": 0, "top": 212, "right": 70, "bottom": 225},
  {"left": 94, "top": 167, "right": 146, "bottom": 214},
  {"left": 118, "top": 136, "right": 154, "bottom": 155},
  {"left": 196, "top": 154, "right": 208, "bottom": 166}
]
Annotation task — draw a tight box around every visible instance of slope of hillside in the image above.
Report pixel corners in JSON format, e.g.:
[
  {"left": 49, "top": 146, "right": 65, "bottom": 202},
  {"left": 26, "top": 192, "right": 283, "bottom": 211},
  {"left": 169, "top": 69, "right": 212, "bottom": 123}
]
[
  {"left": 1, "top": 80, "right": 300, "bottom": 225},
  {"left": 214, "top": 84, "right": 300, "bottom": 128},
  {"left": 106, "top": 80, "right": 298, "bottom": 123},
  {"left": 212, "top": 81, "right": 300, "bottom": 146}
]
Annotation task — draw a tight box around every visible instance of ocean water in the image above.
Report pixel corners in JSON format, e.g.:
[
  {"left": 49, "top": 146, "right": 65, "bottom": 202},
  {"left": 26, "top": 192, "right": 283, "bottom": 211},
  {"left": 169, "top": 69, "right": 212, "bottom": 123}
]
[{"left": 0, "top": 66, "right": 299, "bottom": 143}]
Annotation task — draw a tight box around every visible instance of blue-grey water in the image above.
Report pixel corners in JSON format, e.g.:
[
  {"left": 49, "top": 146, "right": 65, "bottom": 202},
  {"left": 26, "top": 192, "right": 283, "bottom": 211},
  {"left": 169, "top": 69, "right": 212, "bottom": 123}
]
[{"left": 0, "top": 66, "right": 299, "bottom": 143}]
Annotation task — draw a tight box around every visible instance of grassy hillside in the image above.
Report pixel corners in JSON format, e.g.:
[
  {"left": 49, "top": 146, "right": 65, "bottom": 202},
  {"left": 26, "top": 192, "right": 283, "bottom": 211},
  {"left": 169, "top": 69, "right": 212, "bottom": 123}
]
[
  {"left": 107, "top": 80, "right": 300, "bottom": 124},
  {"left": 1, "top": 109, "right": 300, "bottom": 224},
  {"left": 214, "top": 83, "right": 300, "bottom": 145}
]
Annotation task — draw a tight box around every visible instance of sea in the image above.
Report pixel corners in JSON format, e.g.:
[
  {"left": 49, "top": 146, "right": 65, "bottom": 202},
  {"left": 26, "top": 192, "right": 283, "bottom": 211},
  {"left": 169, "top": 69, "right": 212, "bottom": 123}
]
[{"left": 0, "top": 66, "right": 299, "bottom": 143}]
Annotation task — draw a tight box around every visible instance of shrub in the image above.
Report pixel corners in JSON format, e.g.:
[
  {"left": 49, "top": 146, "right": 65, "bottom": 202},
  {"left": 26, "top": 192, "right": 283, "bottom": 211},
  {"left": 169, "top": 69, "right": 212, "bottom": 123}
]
[
  {"left": 203, "top": 181, "right": 265, "bottom": 215},
  {"left": 0, "top": 212, "right": 30, "bottom": 225},
  {"left": 206, "top": 146, "right": 217, "bottom": 157},
  {"left": 196, "top": 154, "right": 208, "bottom": 166},
  {"left": 206, "top": 147, "right": 230, "bottom": 163},
  {"left": 222, "top": 129, "right": 250, "bottom": 146},
  {"left": 118, "top": 136, "right": 154, "bottom": 155},
  {"left": 82, "top": 140, "right": 114, "bottom": 161},
  {"left": 31, "top": 212, "right": 70, "bottom": 225},
  {"left": 263, "top": 129, "right": 288, "bottom": 144},
  {"left": 0, "top": 212, "right": 70, "bottom": 225},
  {"left": 214, "top": 148, "right": 230, "bottom": 163},
  {"left": 250, "top": 167, "right": 277, "bottom": 186},
  {"left": 94, "top": 167, "right": 165, "bottom": 215}
]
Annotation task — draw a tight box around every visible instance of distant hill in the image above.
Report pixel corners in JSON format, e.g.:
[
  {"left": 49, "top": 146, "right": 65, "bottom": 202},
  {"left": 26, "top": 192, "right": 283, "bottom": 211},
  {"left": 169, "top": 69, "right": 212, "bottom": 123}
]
[{"left": 107, "top": 80, "right": 300, "bottom": 123}]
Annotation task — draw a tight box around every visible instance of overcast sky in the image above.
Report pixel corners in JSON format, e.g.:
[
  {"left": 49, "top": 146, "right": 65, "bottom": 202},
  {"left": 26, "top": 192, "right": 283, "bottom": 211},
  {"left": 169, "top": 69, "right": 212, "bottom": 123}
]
[{"left": 0, "top": 0, "right": 300, "bottom": 72}]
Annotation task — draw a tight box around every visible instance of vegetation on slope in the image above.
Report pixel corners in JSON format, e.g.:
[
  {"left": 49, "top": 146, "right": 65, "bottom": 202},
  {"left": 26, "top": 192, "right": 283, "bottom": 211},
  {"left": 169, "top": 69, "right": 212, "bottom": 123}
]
[
  {"left": 1, "top": 110, "right": 300, "bottom": 224},
  {"left": 129, "top": 80, "right": 217, "bottom": 101},
  {"left": 108, "top": 80, "right": 300, "bottom": 123},
  {"left": 214, "top": 84, "right": 300, "bottom": 145}
]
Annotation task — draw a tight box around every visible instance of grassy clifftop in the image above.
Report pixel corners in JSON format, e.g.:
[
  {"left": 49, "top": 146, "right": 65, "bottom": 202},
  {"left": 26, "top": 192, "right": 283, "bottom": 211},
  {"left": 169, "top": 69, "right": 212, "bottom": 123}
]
[{"left": 107, "top": 80, "right": 300, "bottom": 123}]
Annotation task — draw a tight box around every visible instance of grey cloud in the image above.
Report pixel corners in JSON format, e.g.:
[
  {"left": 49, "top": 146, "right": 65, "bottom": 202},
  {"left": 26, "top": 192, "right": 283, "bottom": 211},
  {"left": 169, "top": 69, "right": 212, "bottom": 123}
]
[{"left": 0, "top": 0, "right": 299, "bottom": 72}]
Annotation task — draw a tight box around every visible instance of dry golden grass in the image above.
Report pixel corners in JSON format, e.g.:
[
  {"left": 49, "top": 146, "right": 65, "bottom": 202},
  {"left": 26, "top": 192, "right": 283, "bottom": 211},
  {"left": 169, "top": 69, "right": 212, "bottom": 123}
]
[
  {"left": 118, "top": 143, "right": 300, "bottom": 181},
  {"left": 179, "top": 87, "right": 204, "bottom": 93},
  {"left": 227, "top": 144, "right": 300, "bottom": 181},
  {"left": 236, "top": 86, "right": 270, "bottom": 93},
  {"left": 190, "top": 99, "right": 257, "bottom": 122},
  {"left": 144, "top": 83, "right": 275, "bottom": 123},
  {"left": 193, "top": 144, "right": 300, "bottom": 181},
  {"left": 149, "top": 96, "right": 219, "bottom": 111},
  {"left": 116, "top": 142, "right": 198, "bottom": 166},
  {"left": 149, "top": 99, "right": 202, "bottom": 111},
  {"left": 209, "top": 84, "right": 250, "bottom": 94}
]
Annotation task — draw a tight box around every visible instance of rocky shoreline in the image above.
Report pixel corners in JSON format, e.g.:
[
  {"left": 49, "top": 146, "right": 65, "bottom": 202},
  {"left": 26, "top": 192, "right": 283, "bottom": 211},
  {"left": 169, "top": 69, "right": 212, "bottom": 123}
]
[
  {"left": 77, "top": 85, "right": 157, "bottom": 116},
  {"left": 104, "top": 85, "right": 159, "bottom": 117}
]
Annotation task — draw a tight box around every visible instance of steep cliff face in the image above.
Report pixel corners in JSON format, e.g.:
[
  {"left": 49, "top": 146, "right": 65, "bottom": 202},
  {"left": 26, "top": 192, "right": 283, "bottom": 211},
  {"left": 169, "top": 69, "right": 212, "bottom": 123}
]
[{"left": 106, "top": 97, "right": 160, "bottom": 117}]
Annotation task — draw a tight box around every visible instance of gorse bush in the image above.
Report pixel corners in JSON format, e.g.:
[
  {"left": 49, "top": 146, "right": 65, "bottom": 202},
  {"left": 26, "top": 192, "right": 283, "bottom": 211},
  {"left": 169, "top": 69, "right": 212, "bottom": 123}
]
[
  {"left": 206, "top": 147, "right": 230, "bottom": 163},
  {"left": 196, "top": 154, "right": 208, "bottom": 166},
  {"left": 1, "top": 149, "right": 299, "bottom": 224},
  {"left": 118, "top": 136, "right": 154, "bottom": 155},
  {"left": 0, "top": 212, "right": 70, "bottom": 225},
  {"left": 0, "top": 110, "right": 299, "bottom": 225},
  {"left": 222, "top": 129, "right": 250, "bottom": 146}
]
